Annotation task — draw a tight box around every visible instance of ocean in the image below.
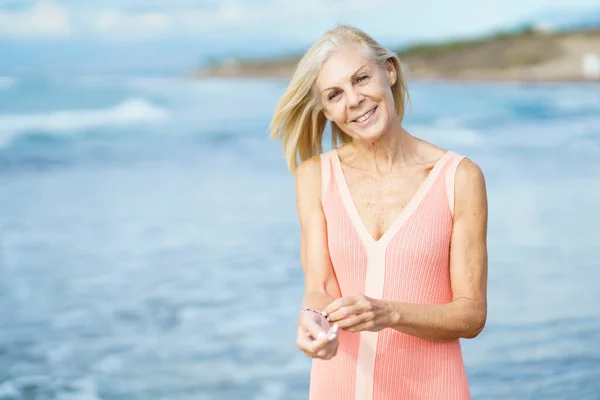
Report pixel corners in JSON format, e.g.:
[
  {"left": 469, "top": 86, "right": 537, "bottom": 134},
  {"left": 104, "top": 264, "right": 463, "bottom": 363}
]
[{"left": 0, "top": 75, "right": 599, "bottom": 399}]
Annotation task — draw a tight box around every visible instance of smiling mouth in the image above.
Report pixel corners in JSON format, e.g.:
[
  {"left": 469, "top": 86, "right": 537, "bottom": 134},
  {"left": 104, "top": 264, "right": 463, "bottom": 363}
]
[{"left": 353, "top": 106, "right": 378, "bottom": 123}]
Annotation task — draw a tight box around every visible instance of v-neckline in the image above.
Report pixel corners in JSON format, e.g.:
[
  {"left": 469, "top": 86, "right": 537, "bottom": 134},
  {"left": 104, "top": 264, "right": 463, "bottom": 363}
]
[{"left": 331, "top": 148, "right": 453, "bottom": 248}]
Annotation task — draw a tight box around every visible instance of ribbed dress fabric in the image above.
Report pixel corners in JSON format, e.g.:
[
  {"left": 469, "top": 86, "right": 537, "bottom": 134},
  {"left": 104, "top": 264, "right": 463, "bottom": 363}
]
[{"left": 308, "top": 148, "right": 470, "bottom": 400}]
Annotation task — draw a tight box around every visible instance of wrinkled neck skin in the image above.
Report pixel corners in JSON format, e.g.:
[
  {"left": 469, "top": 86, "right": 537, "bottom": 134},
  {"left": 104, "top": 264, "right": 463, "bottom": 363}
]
[{"left": 344, "top": 117, "right": 423, "bottom": 176}]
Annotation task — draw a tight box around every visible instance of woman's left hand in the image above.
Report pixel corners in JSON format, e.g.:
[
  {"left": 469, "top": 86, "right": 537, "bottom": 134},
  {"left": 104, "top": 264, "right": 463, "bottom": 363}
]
[{"left": 322, "top": 295, "right": 395, "bottom": 332}]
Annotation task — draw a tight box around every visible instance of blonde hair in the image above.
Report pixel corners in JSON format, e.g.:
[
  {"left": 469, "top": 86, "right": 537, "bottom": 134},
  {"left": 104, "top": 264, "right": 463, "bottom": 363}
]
[{"left": 269, "top": 24, "right": 410, "bottom": 173}]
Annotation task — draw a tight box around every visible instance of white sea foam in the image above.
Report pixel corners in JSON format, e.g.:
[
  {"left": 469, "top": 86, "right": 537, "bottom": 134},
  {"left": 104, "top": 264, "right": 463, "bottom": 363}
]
[
  {"left": 552, "top": 90, "right": 600, "bottom": 111},
  {"left": 0, "top": 98, "right": 169, "bottom": 147},
  {"left": 0, "top": 76, "right": 19, "bottom": 90},
  {"left": 0, "top": 380, "right": 19, "bottom": 397},
  {"left": 411, "top": 124, "right": 486, "bottom": 148}
]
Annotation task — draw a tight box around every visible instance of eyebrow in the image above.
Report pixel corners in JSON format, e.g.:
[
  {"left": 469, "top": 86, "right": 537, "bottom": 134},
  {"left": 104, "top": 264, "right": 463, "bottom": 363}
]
[{"left": 321, "top": 64, "right": 369, "bottom": 94}]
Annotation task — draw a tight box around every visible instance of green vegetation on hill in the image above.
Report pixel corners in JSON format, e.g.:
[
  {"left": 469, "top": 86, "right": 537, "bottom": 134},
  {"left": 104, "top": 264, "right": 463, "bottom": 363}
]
[
  {"left": 401, "top": 25, "right": 542, "bottom": 55},
  {"left": 397, "top": 25, "right": 568, "bottom": 74},
  {"left": 193, "top": 26, "right": 600, "bottom": 81}
]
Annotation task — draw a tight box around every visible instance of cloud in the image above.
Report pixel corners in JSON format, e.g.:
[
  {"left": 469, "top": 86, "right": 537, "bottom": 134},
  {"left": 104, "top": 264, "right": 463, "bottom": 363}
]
[
  {"left": 0, "top": 0, "right": 507, "bottom": 42},
  {"left": 94, "top": 10, "right": 170, "bottom": 38},
  {"left": 1, "top": 0, "right": 599, "bottom": 42},
  {"left": 0, "top": 0, "right": 71, "bottom": 38}
]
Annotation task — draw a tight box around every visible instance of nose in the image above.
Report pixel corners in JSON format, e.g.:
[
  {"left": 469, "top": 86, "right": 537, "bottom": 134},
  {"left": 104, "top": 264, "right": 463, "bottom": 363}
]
[{"left": 346, "top": 86, "right": 364, "bottom": 108}]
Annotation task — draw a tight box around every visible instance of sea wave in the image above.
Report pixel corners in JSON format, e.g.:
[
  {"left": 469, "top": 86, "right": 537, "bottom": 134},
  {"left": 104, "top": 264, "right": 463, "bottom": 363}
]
[
  {"left": 0, "top": 76, "right": 19, "bottom": 90},
  {"left": 411, "top": 123, "right": 487, "bottom": 148},
  {"left": 0, "top": 98, "right": 169, "bottom": 148},
  {"left": 552, "top": 90, "right": 600, "bottom": 112}
]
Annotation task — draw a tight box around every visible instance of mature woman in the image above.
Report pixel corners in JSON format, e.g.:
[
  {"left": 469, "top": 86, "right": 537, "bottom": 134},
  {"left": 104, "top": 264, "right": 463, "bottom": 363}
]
[{"left": 269, "top": 25, "right": 488, "bottom": 400}]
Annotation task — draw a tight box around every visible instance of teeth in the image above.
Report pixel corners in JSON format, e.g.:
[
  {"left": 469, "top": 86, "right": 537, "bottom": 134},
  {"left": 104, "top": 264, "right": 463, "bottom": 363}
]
[{"left": 355, "top": 108, "right": 375, "bottom": 123}]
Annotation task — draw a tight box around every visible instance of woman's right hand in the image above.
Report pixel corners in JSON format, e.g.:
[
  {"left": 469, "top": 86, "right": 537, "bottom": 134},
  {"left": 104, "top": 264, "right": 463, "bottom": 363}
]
[{"left": 296, "top": 310, "right": 339, "bottom": 360}]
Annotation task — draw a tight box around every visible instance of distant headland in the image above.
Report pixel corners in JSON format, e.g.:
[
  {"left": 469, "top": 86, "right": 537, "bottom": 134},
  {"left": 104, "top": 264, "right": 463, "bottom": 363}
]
[{"left": 189, "top": 26, "right": 600, "bottom": 83}]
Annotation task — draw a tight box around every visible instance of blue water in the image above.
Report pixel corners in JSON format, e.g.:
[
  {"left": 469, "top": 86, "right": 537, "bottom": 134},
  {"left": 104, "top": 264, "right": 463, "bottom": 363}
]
[{"left": 1, "top": 75, "right": 599, "bottom": 400}]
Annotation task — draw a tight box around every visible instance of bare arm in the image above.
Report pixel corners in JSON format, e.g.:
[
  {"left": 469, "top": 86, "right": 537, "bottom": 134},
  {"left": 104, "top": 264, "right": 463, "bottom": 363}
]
[
  {"left": 296, "top": 156, "right": 342, "bottom": 313},
  {"left": 386, "top": 158, "right": 488, "bottom": 341},
  {"left": 294, "top": 157, "right": 342, "bottom": 360}
]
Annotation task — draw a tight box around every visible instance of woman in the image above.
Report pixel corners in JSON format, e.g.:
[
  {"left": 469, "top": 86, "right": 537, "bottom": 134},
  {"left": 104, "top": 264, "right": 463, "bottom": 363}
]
[{"left": 269, "top": 25, "right": 488, "bottom": 400}]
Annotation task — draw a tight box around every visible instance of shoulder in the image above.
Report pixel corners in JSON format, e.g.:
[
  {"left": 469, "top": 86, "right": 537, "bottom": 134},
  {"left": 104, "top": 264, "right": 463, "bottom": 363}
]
[
  {"left": 295, "top": 154, "right": 323, "bottom": 205},
  {"left": 296, "top": 154, "right": 322, "bottom": 190},
  {"left": 453, "top": 157, "right": 487, "bottom": 216},
  {"left": 454, "top": 157, "right": 485, "bottom": 189},
  {"left": 296, "top": 154, "right": 322, "bottom": 180}
]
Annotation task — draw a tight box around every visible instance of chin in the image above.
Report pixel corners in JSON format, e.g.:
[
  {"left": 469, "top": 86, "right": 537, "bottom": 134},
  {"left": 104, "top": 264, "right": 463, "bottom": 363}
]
[
  {"left": 356, "top": 131, "right": 385, "bottom": 143},
  {"left": 349, "top": 121, "right": 389, "bottom": 143}
]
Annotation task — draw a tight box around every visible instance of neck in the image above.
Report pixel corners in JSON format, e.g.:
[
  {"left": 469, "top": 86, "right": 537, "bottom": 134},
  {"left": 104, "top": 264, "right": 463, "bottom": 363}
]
[{"left": 348, "top": 121, "right": 419, "bottom": 175}]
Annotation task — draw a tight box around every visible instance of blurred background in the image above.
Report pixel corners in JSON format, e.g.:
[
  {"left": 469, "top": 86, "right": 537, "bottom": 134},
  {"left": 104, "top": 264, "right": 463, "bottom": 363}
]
[{"left": 1, "top": 1, "right": 599, "bottom": 399}]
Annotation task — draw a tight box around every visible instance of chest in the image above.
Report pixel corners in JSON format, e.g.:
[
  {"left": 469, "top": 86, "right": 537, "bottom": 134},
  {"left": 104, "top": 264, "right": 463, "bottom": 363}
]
[{"left": 341, "top": 167, "right": 433, "bottom": 241}]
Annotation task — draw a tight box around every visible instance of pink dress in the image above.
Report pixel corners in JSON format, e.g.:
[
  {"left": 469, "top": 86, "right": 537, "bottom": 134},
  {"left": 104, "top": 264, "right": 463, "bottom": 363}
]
[{"left": 309, "top": 148, "right": 471, "bottom": 400}]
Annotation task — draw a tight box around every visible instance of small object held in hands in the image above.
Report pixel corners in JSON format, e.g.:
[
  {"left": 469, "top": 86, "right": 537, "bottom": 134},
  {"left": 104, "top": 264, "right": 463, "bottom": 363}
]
[
  {"left": 328, "top": 324, "right": 339, "bottom": 341},
  {"left": 303, "top": 307, "right": 326, "bottom": 317}
]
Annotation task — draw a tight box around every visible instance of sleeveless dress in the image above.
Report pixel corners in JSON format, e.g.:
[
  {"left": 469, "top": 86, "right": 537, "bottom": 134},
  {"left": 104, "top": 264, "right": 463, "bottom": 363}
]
[{"left": 309, "top": 148, "right": 470, "bottom": 400}]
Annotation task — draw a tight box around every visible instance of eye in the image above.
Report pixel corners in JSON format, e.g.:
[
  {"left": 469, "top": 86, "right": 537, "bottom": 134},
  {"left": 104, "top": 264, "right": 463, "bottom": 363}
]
[
  {"left": 357, "top": 74, "right": 369, "bottom": 83},
  {"left": 328, "top": 91, "right": 340, "bottom": 101}
]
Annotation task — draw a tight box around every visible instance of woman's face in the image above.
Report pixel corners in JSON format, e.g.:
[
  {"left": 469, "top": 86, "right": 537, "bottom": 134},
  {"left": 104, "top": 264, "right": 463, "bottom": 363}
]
[{"left": 315, "top": 43, "right": 397, "bottom": 143}]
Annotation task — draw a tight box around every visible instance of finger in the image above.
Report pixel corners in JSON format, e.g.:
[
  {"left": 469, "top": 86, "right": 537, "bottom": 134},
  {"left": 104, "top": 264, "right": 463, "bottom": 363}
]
[
  {"left": 323, "top": 296, "right": 359, "bottom": 318},
  {"left": 298, "top": 330, "right": 330, "bottom": 353},
  {"left": 315, "top": 336, "right": 339, "bottom": 359},
  {"left": 316, "top": 348, "right": 328, "bottom": 358},
  {"left": 300, "top": 328, "right": 335, "bottom": 355},
  {"left": 311, "top": 323, "right": 339, "bottom": 353},
  {"left": 319, "top": 325, "right": 339, "bottom": 352},
  {"left": 300, "top": 314, "right": 328, "bottom": 341},
  {"left": 319, "top": 337, "right": 340, "bottom": 360},
  {"left": 345, "top": 321, "right": 377, "bottom": 332},
  {"left": 301, "top": 337, "right": 334, "bottom": 357},
  {"left": 297, "top": 335, "right": 313, "bottom": 354},
  {"left": 327, "top": 304, "right": 364, "bottom": 323},
  {"left": 337, "top": 313, "right": 372, "bottom": 330}
]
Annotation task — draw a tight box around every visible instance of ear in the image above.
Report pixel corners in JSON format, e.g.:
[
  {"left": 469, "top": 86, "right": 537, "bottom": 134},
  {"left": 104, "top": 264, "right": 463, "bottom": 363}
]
[
  {"left": 385, "top": 59, "right": 397, "bottom": 85},
  {"left": 322, "top": 108, "right": 331, "bottom": 121}
]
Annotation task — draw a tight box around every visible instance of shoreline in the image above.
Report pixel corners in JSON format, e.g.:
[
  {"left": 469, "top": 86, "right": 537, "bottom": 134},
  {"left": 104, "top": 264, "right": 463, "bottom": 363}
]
[{"left": 189, "top": 28, "right": 600, "bottom": 85}]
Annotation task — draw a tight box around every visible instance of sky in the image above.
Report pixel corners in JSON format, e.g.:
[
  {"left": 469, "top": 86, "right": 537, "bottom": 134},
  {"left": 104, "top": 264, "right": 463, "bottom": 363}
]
[{"left": 0, "top": 0, "right": 598, "bottom": 74}]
